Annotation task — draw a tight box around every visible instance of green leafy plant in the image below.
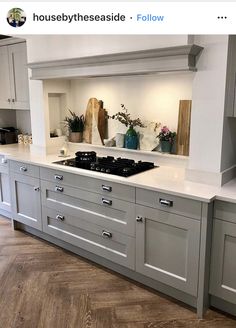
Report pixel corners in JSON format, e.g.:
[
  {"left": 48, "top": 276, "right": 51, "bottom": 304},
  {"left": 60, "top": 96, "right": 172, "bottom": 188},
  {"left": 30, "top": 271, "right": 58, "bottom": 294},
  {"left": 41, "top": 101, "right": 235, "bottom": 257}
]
[
  {"left": 8, "top": 8, "right": 23, "bottom": 22},
  {"left": 64, "top": 110, "right": 85, "bottom": 132},
  {"left": 157, "top": 126, "right": 176, "bottom": 144},
  {"left": 108, "top": 104, "right": 146, "bottom": 128}
]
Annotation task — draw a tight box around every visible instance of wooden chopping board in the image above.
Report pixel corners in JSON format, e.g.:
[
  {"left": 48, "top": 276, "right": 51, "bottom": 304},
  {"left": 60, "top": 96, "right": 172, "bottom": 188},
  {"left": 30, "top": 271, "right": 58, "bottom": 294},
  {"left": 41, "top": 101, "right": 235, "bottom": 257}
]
[
  {"left": 176, "top": 100, "right": 192, "bottom": 156},
  {"left": 83, "top": 98, "right": 107, "bottom": 144}
]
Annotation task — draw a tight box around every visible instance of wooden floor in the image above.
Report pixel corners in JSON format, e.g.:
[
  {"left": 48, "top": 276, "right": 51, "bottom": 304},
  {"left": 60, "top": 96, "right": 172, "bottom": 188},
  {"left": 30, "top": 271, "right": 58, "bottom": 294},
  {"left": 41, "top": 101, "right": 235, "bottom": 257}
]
[{"left": 0, "top": 217, "right": 235, "bottom": 328}]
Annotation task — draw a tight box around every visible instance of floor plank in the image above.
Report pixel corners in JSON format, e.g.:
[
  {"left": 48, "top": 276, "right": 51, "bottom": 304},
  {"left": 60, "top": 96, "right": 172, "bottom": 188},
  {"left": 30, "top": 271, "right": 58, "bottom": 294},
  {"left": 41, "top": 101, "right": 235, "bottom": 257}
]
[{"left": 0, "top": 216, "right": 235, "bottom": 328}]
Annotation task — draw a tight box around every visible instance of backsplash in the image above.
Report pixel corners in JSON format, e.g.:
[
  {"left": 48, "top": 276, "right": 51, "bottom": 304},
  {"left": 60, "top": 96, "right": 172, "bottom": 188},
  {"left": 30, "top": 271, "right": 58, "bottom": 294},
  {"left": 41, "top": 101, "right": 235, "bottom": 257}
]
[{"left": 0, "top": 109, "right": 16, "bottom": 127}]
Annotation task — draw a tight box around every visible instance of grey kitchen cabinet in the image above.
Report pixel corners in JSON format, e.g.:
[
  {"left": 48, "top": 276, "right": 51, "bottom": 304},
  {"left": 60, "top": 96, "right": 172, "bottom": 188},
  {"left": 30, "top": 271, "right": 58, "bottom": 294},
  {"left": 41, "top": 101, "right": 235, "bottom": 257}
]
[
  {"left": 40, "top": 167, "right": 135, "bottom": 203},
  {"left": 0, "top": 160, "right": 11, "bottom": 216},
  {"left": 135, "top": 204, "right": 201, "bottom": 296},
  {"left": 210, "top": 200, "right": 236, "bottom": 312},
  {"left": 0, "top": 42, "right": 29, "bottom": 110},
  {"left": 42, "top": 206, "right": 135, "bottom": 269},
  {"left": 40, "top": 167, "right": 136, "bottom": 268},
  {"left": 10, "top": 172, "right": 42, "bottom": 230},
  {"left": 225, "top": 35, "right": 236, "bottom": 117},
  {"left": 41, "top": 179, "right": 135, "bottom": 236}
]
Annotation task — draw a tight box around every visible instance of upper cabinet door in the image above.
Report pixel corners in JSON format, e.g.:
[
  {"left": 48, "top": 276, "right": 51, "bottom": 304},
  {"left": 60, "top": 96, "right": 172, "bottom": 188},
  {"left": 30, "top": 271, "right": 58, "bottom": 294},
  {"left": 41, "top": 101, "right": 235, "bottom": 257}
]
[
  {"left": 8, "top": 43, "right": 30, "bottom": 110},
  {"left": 0, "top": 46, "right": 11, "bottom": 109},
  {"left": 225, "top": 36, "right": 236, "bottom": 117}
]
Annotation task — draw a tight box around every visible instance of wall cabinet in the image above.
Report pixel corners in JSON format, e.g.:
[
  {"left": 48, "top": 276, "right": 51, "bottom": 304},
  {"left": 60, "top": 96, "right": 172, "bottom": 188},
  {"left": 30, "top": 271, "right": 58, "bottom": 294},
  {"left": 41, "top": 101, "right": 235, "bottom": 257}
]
[
  {"left": 225, "top": 36, "right": 236, "bottom": 117},
  {"left": 0, "top": 42, "right": 29, "bottom": 110},
  {"left": 210, "top": 200, "right": 236, "bottom": 313},
  {"left": 0, "top": 158, "right": 11, "bottom": 216},
  {"left": 10, "top": 162, "right": 41, "bottom": 230}
]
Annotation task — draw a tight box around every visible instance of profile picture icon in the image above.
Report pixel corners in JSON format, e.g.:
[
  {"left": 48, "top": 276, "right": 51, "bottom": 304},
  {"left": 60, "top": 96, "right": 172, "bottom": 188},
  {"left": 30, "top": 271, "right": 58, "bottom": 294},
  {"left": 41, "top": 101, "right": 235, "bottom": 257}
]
[{"left": 7, "top": 8, "right": 26, "bottom": 28}]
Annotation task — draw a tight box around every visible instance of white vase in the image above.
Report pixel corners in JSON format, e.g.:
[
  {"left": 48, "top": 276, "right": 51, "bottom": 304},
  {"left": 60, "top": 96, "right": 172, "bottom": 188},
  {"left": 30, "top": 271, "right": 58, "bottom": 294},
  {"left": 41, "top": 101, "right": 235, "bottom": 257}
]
[{"left": 115, "top": 133, "right": 125, "bottom": 148}]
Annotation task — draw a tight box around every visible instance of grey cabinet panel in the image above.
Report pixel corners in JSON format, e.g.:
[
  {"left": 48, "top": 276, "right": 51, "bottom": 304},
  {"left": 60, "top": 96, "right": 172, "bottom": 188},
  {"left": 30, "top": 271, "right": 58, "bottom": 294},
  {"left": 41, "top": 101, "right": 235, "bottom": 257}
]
[
  {"left": 42, "top": 207, "right": 135, "bottom": 269},
  {"left": 136, "top": 188, "right": 201, "bottom": 220},
  {"left": 210, "top": 219, "right": 236, "bottom": 305},
  {"left": 41, "top": 180, "right": 135, "bottom": 236},
  {"left": 136, "top": 204, "right": 200, "bottom": 296},
  {"left": 40, "top": 167, "right": 135, "bottom": 202},
  {"left": 0, "top": 46, "right": 11, "bottom": 108},
  {"left": 8, "top": 43, "right": 29, "bottom": 110},
  {"left": 214, "top": 200, "right": 236, "bottom": 224},
  {"left": 225, "top": 36, "right": 236, "bottom": 117},
  {"left": 0, "top": 43, "right": 29, "bottom": 110},
  {"left": 10, "top": 160, "right": 40, "bottom": 178},
  {"left": 10, "top": 173, "right": 42, "bottom": 230},
  {"left": 0, "top": 165, "right": 11, "bottom": 212}
]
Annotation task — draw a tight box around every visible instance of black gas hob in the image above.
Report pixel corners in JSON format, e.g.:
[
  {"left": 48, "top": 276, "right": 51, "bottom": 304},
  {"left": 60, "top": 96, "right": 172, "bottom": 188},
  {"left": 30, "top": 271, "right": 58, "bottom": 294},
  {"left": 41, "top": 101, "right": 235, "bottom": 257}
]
[{"left": 53, "top": 152, "right": 156, "bottom": 177}]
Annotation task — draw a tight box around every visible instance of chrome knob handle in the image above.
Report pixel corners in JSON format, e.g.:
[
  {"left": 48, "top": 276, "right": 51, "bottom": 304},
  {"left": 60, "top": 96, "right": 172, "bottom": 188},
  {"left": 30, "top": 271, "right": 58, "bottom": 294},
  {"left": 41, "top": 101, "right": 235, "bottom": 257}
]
[
  {"left": 54, "top": 174, "right": 63, "bottom": 181},
  {"left": 55, "top": 186, "right": 64, "bottom": 192},
  {"left": 1, "top": 158, "right": 7, "bottom": 164},
  {"left": 20, "top": 166, "right": 27, "bottom": 172},
  {"left": 159, "top": 198, "right": 173, "bottom": 207},
  {"left": 102, "top": 198, "right": 112, "bottom": 206},
  {"left": 136, "top": 216, "right": 143, "bottom": 223},
  {"left": 7, "top": 98, "right": 11, "bottom": 103},
  {"left": 12, "top": 99, "right": 15, "bottom": 103},
  {"left": 34, "top": 187, "right": 40, "bottom": 191},
  {"left": 102, "top": 230, "right": 112, "bottom": 238},
  {"left": 102, "top": 185, "right": 112, "bottom": 192},
  {"left": 56, "top": 214, "right": 65, "bottom": 221}
]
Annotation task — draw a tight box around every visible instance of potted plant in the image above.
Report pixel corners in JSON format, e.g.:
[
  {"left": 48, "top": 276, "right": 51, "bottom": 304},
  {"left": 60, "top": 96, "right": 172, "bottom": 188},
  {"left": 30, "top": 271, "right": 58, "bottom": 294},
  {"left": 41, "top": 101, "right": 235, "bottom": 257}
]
[
  {"left": 64, "top": 110, "right": 85, "bottom": 143},
  {"left": 157, "top": 126, "right": 176, "bottom": 153},
  {"left": 108, "top": 104, "right": 145, "bottom": 149}
]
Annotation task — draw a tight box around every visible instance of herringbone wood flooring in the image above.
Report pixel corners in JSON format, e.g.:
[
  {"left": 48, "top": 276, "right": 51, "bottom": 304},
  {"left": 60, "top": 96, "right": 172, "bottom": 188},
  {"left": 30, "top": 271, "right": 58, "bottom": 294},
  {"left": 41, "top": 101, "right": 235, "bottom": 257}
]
[{"left": 0, "top": 216, "right": 235, "bottom": 328}]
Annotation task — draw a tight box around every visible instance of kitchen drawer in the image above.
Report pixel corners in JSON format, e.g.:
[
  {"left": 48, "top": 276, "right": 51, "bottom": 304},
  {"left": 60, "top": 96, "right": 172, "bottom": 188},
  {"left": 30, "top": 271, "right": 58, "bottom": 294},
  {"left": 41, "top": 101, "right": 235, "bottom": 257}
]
[
  {"left": 10, "top": 160, "right": 39, "bottom": 178},
  {"left": 42, "top": 207, "right": 135, "bottom": 269},
  {"left": 41, "top": 180, "right": 135, "bottom": 236},
  {"left": 214, "top": 200, "right": 236, "bottom": 224},
  {"left": 136, "top": 188, "right": 202, "bottom": 220},
  {"left": 40, "top": 167, "right": 135, "bottom": 202}
]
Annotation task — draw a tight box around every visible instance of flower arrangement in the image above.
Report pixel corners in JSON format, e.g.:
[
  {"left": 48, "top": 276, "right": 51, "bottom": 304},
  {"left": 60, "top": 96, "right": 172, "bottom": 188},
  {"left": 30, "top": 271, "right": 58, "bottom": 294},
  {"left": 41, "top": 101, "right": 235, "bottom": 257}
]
[
  {"left": 64, "top": 110, "right": 85, "bottom": 132},
  {"left": 108, "top": 104, "right": 145, "bottom": 128},
  {"left": 157, "top": 126, "right": 176, "bottom": 144}
]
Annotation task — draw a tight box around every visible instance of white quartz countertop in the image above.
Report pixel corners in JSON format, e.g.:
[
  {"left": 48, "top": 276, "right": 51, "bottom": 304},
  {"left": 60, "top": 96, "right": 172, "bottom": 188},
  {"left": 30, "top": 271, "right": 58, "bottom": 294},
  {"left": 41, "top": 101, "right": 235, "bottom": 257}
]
[{"left": 0, "top": 144, "right": 226, "bottom": 203}]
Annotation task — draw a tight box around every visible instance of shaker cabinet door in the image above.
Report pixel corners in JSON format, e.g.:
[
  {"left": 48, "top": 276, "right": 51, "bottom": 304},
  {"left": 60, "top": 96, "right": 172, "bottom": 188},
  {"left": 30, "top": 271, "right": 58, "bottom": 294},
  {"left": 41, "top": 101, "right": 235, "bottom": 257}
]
[
  {"left": 0, "top": 46, "right": 11, "bottom": 109},
  {"left": 210, "top": 219, "right": 236, "bottom": 305},
  {"left": 136, "top": 205, "right": 200, "bottom": 296},
  {"left": 10, "top": 173, "right": 42, "bottom": 230},
  {"left": 8, "top": 43, "right": 30, "bottom": 110}
]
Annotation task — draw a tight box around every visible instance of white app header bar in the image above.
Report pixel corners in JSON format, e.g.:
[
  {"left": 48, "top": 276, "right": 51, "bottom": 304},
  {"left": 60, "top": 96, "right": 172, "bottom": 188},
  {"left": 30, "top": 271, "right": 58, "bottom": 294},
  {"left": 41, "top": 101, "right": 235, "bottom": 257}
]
[{"left": 0, "top": 2, "right": 235, "bottom": 34}]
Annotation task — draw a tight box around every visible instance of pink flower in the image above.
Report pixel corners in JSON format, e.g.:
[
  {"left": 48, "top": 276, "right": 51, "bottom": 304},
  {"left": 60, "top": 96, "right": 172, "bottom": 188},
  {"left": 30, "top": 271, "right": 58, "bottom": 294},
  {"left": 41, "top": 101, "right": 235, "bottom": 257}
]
[{"left": 162, "top": 126, "right": 169, "bottom": 133}]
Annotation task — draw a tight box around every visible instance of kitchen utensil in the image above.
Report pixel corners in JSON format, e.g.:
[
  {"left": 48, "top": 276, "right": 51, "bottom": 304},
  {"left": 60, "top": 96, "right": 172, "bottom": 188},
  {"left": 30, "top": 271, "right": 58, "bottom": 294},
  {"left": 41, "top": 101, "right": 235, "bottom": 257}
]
[
  {"left": 83, "top": 98, "right": 106, "bottom": 144},
  {"left": 176, "top": 100, "right": 192, "bottom": 156}
]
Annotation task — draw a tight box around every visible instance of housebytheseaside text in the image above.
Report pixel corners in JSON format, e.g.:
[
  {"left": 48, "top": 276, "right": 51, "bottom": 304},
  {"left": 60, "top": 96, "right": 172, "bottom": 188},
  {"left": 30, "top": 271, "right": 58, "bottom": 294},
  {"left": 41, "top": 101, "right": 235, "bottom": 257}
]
[{"left": 32, "top": 13, "right": 126, "bottom": 22}]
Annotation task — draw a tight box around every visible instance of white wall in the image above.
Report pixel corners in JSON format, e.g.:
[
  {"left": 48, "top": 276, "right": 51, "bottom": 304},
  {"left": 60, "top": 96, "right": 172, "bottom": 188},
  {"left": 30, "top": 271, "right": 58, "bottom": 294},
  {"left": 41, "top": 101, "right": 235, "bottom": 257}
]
[
  {"left": 70, "top": 73, "right": 193, "bottom": 138},
  {"left": 16, "top": 110, "right": 31, "bottom": 134},
  {"left": 188, "top": 35, "right": 229, "bottom": 174},
  {"left": 0, "top": 109, "right": 16, "bottom": 127}
]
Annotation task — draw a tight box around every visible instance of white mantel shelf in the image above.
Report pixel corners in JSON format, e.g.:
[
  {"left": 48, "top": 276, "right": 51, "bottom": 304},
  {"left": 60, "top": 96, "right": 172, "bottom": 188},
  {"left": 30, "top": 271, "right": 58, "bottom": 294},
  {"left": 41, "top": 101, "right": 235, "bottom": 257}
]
[{"left": 28, "top": 44, "right": 203, "bottom": 80}]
